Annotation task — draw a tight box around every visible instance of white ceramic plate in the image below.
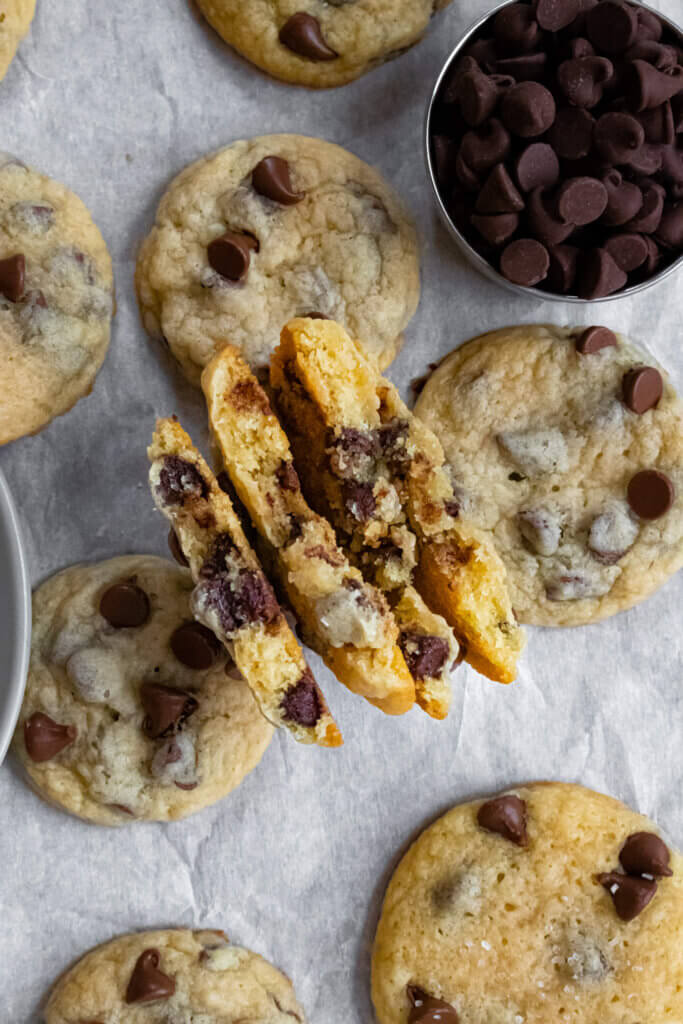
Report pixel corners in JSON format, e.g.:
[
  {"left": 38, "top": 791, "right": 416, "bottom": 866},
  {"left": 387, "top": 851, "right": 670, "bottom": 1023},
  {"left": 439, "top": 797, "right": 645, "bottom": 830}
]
[{"left": 0, "top": 468, "right": 30, "bottom": 765}]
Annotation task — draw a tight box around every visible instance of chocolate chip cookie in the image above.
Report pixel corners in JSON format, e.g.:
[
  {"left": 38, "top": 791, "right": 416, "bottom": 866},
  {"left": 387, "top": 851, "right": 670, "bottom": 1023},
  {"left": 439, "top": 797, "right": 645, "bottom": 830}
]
[
  {"left": 415, "top": 324, "right": 683, "bottom": 626},
  {"left": 12, "top": 556, "right": 272, "bottom": 825},
  {"left": 0, "top": 0, "right": 35, "bottom": 81},
  {"left": 195, "top": 0, "right": 453, "bottom": 88},
  {"left": 372, "top": 782, "right": 683, "bottom": 1024},
  {"left": 135, "top": 135, "right": 419, "bottom": 384},
  {"left": 0, "top": 154, "right": 114, "bottom": 444},
  {"left": 44, "top": 928, "right": 305, "bottom": 1023}
]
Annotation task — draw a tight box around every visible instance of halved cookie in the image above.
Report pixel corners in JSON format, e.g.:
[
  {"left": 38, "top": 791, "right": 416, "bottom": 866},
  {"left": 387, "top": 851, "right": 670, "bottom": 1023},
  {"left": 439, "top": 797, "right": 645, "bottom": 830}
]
[{"left": 148, "top": 417, "right": 341, "bottom": 747}]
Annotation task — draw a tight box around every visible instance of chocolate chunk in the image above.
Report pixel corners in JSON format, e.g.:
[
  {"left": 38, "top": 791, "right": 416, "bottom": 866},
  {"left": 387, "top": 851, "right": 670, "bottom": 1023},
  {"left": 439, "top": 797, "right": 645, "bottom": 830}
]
[
  {"left": 24, "top": 711, "right": 76, "bottom": 763},
  {"left": 252, "top": 156, "right": 304, "bottom": 206},
  {"left": 158, "top": 455, "right": 209, "bottom": 506},
  {"left": 656, "top": 202, "right": 683, "bottom": 248},
  {"left": 528, "top": 187, "right": 574, "bottom": 245},
  {"left": 100, "top": 582, "right": 150, "bottom": 628},
  {"left": 343, "top": 480, "right": 376, "bottom": 522},
  {"left": 279, "top": 12, "right": 338, "bottom": 60},
  {"left": 619, "top": 831, "right": 673, "bottom": 877},
  {"left": 125, "top": 949, "right": 176, "bottom": 1004},
  {"left": 501, "top": 82, "right": 555, "bottom": 137},
  {"left": 407, "top": 986, "right": 459, "bottom": 1024},
  {"left": 168, "top": 528, "right": 189, "bottom": 567},
  {"left": 547, "top": 107, "right": 594, "bottom": 160},
  {"left": 515, "top": 143, "right": 559, "bottom": 192},
  {"left": 170, "top": 622, "right": 221, "bottom": 669},
  {"left": 493, "top": 4, "right": 541, "bottom": 53},
  {"left": 471, "top": 211, "right": 519, "bottom": 245},
  {"left": 476, "top": 163, "right": 524, "bottom": 213},
  {"left": 140, "top": 682, "right": 198, "bottom": 738},
  {"left": 601, "top": 170, "right": 644, "bottom": 227},
  {"left": 0, "top": 252, "right": 25, "bottom": 302},
  {"left": 557, "top": 56, "right": 613, "bottom": 107},
  {"left": 459, "top": 119, "right": 511, "bottom": 173},
  {"left": 594, "top": 112, "right": 644, "bottom": 163},
  {"left": 624, "top": 183, "right": 665, "bottom": 234},
  {"left": 536, "top": 0, "right": 580, "bottom": 32},
  {"left": 605, "top": 232, "right": 649, "bottom": 271},
  {"left": 399, "top": 632, "right": 450, "bottom": 681},
  {"left": 477, "top": 794, "right": 528, "bottom": 846},
  {"left": 598, "top": 872, "right": 657, "bottom": 921},
  {"left": 586, "top": 0, "right": 637, "bottom": 53},
  {"left": 500, "top": 237, "right": 549, "bottom": 285},
  {"left": 281, "top": 669, "right": 323, "bottom": 727},
  {"left": 622, "top": 367, "right": 663, "bottom": 414},
  {"left": 556, "top": 177, "right": 607, "bottom": 226},
  {"left": 576, "top": 325, "right": 617, "bottom": 354},
  {"left": 626, "top": 60, "right": 683, "bottom": 112},
  {"left": 208, "top": 231, "right": 258, "bottom": 283},
  {"left": 495, "top": 52, "right": 547, "bottom": 80},
  {"left": 547, "top": 244, "right": 579, "bottom": 292},
  {"left": 276, "top": 460, "right": 300, "bottom": 492},
  {"left": 200, "top": 568, "right": 280, "bottom": 634},
  {"left": 627, "top": 469, "right": 674, "bottom": 519},
  {"left": 577, "top": 247, "right": 627, "bottom": 298}
]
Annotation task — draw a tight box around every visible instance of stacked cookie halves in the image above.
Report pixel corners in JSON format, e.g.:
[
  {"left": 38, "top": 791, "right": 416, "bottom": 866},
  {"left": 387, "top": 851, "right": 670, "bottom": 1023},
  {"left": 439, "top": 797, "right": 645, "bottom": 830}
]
[{"left": 148, "top": 317, "right": 526, "bottom": 746}]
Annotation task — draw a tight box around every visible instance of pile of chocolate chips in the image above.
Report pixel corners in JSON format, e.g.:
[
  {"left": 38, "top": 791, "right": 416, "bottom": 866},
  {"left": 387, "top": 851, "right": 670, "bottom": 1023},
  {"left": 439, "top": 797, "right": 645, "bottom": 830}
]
[{"left": 429, "top": 0, "right": 683, "bottom": 297}]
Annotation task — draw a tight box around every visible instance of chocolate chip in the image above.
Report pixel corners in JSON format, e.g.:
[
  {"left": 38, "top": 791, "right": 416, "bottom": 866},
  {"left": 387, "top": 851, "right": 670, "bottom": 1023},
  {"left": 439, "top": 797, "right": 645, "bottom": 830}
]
[
  {"left": 627, "top": 469, "right": 674, "bottom": 519},
  {"left": 557, "top": 177, "right": 608, "bottom": 226},
  {"left": 500, "top": 237, "right": 549, "bottom": 285},
  {"left": 604, "top": 232, "right": 648, "bottom": 271},
  {"left": 557, "top": 56, "right": 613, "bottom": 107},
  {"left": 515, "top": 143, "right": 559, "bottom": 192},
  {"left": 279, "top": 12, "right": 338, "bottom": 60},
  {"left": 577, "top": 247, "right": 627, "bottom": 298},
  {"left": 548, "top": 107, "right": 595, "bottom": 160},
  {"left": 399, "top": 632, "right": 450, "bottom": 681},
  {"left": 528, "top": 186, "right": 575, "bottom": 245},
  {"left": 343, "top": 480, "right": 376, "bottom": 522},
  {"left": 597, "top": 872, "right": 657, "bottom": 921},
  {"left": 171, "top": 622, "right": 221, "bottom": 669},
  {"left": 475, "top": 163, "right": 525, "bottom": 213},
  {"left": 626, "top": 60, "right": 683, "bottom": 112},
  {"left": 477, "top": 794, "right": 528, "bottom": 846},
  {"left": 302, "top": 311, "right": 331, "bottom": 320},
  {"left": 158, "top": 456, "right": 209, "bottom": 506},
  {"left": 495, "top": 52, "right": 547, "bottom": 80},
  {"left": 208, "top": 231, "right": 258, "bottom": 283},
  {"left": 24, "top": 712, "right": 76, "bottom": 763},
  {"left": 601, "top": 170, "right": 644, "bottom": 227},
  {"left": 140, "top": 682, "right": 198, "bottom": 738},
  {"left": 624, "top": 182, "right": 665, "bottom": 234},
  {"left": 432, "top": 136, "right": 458, "bottom": 187},
  {"left": 494, "top": 4, "right": 541, "bottom": 53},
  {"left": 594, "top": 112, "right": 645, "bottom": 164},
  {"left": 547, "top": 243, "right": 579, "bottom": 292},
  {"left": 635, "top": 7, "right": 663, "bottom": 43},
  {"left": 199, "top": 567, "right": 280, "bottom": 634},
  {"left": 536, "top": 0, "right": 580, "bottom": 32},
  {"left": 619, "top": 831, "right": 673, "bottom": 877},
  {"left": 125, "top": 949, "right": 176, "bottom": 1004},
  {"left": 586, "top": 0, "right": 637, "bottom": 53},
  {"left": 168, "top": 528, "right": 189, "bottom": 567},
  {"left": 459, "top": 119, "right": 511, "bottom": 173},
  {"left": 576, "top": 325, "right": 617, "bottom": 353},
  {"left": 628, "top": 40, "right": 678, "bottom": 72},
  {"left": 501, "top": 82, "right": 556, "bottom": 137},
  {"left": 252, "top": 156, "right": 304, "bottom": 206},
  {"left": 471, "top": 212, "right": 519, "bottom": 245},
  {"left": 100, "top": 582, "right": 150, "bottom": 628},
  {"left": 276, "top": 460, "right": 300, "bottom": 492},
  {"left": 0, "top": 253, "right": 25, "bottom": 302},
  {"left": 622, "top": 366, "right": 663, "bottom": 414},
  {"left": 281, "top": 669, "right": 324, "bottom": 727},
  {"left": 656, "top": 202, "right": 683, "bottom": 248},
  {"left": 407, "top": 986, "right": 459, "bottom": 1024}
]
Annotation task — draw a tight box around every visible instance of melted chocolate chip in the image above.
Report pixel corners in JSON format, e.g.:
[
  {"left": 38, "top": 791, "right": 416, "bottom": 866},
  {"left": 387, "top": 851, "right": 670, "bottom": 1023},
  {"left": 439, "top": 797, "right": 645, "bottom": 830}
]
[
  {"left": 342, "top": 481, "right": 376, "bottom": 522},
  {"left": 199, "top": 568, "right": 280, "bottom": 634},
  {"left": 24, "top": 712, "right": 76, "bottom": 762},
  {"left": 0, "top": 253, "right": 25, "bottom": 302},
  {"left": 407, "top": 986, "right": 459, "bottom": 1024},
  {"left": 170, "top": 622, "right": 222, "bottom": 669},
  {"left": 140, "top": 682, "right": 198, "bottom": 738},
  {"left": 619, "top": 831, "right": 673, "bottom": 877},
  {"left": 125, "top": 949, "right": 176, "bottom": 1004},
  {"left": 575, "top": 326, "right": 617, "bottom": 354},
  {"left": 477, "top": 794, "right": 528, "bottom": 846},
  {"left": 208, "top": 231, "right": 258, "bottom": 283},
  {"left": 281, "top": 669, "right": 324, "bottom": 727},
  {"left": 627, "top": 469, "right": 674, "bottom": 519},
  {"left": 598, "top": 871, "right": 657, "bottom": 920},
  {"left": 168, "top": 527, "right": 189, "bottom": 567},
  {"left": 276, "top": 460, "right": 300, "bottom": 492},
  {"left": 279, "top": 12, "right": 338, "bottom": 60},
  {"left": 622, "top": 367, "right": 663, "bottom": 414},
  {"left": 399, "top": 632, "right": 450, "bottom": 681},
  {"left": 99, "top": 582, "right": 150, "bottom": 628},
  {"left": 252, "top": 156, "right": 304, "bottom": 205},
  {"left": 158, "top": 456, "right": 209, "bottom": 506},
  {"left": 379, "top": 418, "right": 411, "bottom": 474}
]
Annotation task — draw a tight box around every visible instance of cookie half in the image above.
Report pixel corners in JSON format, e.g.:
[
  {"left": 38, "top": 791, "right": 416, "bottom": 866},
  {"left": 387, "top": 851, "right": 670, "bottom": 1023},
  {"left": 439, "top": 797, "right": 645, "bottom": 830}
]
[
  {"left": 44, "top": 928, "right": 305, "bottom": 1023},
  {"left": 415, "top": 324, "right": 683, "bottom": 626},
  {"left": 135, "top": 134, "right": 419, "bottom": 383},
  {"left": 372, "top": 782, "right": 683, "bottom": 1024},
  {"left": 12, "top": 556, "right": 272, "bottom": 825},
  {"left": 0, "top": 0, "right": 35, "bottom": 81}
]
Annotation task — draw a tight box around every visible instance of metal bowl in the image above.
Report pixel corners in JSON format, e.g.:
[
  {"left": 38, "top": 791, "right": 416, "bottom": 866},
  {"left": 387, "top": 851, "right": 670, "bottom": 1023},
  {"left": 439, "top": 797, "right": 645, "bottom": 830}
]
[
  {"left": 424, "top": 0, "right": 683, "bottom": 303},
  {"left": 0, "top": 469, "right": 30, "bottom": 765}
]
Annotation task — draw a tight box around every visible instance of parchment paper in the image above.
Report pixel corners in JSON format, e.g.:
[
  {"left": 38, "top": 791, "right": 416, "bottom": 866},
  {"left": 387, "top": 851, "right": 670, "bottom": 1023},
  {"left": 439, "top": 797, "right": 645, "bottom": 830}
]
[{"left": 1, "top": 1, "right": 682, "bottom": 1019}]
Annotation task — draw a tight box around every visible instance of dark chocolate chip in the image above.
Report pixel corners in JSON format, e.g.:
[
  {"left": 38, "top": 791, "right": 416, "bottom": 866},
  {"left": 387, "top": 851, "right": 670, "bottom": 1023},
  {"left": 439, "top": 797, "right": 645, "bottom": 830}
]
[
  {"left": 477, "top": 794, "right": 528, "bottom": 846},
  {"left": 281, "top": 669, "right": 324, "bottom": 727},
  {"left": 125, "top": 949, "right": 176, "bottom": 1004},
  {"left": 601, "top": 170, "right": 644, "bottom": 227},
  {"left": 622, "top": 366, "right": 663, "bottom": 414},
  {"left": 100, "top": 582, "right": 150, "bottom": 629},
  {"left": 598, "top": 872, "right": 657, "bottom": 921},
  {"left": 557, "top": 56, "right": 613, "bottom": 107},
  {"left": 627, "top": 469, "right": 674, "bottom": 519},
  {"left": 208, "top": 231, "right": 258, "bottom": 283},
  {"left": 605, "top": 232, "right": 649, "bottom": 271},
  {"left": 471, "top": 211, "right": 519, "bottom": 245},
  {"left": 279, "top": 12, "right": 338, "bottom": 60},
  {"left": 619, "top": 831, "right": 673, "bottom": 877},
  {"left": 475, "top": 163, "right": 525, "bottom": 213},
  {"left": 515, "top": 143, "right": 559, "bottom": 192},
  {"left": 594, "top": 112, "right": 644, "bottom": 163},
  {"left": 547, "top": 244, "right": 579, "bottom": 292},
  {"left": 170, "top": 622, "right": 222, "bottom": 669},
  {"left": 576, "top": 247, "right": 627, "bottom": 298},
  {"left": 500, "top": 237, "right": 549, "bottom": 285},
  {"left": 158, "top": 456, "right": 209, "bottom": 506},
  {"left": 0, "top": 253, "right": 25, "bottom": 302},
  {"left": 556, "top": 177, "right": 608, "bottom": 226},
  {"left": 168, "top": 528, "right": 189, "bottom": 567},
  {"left": 24, "top": 712, "right": 76, "bottom": 763},
  {"left": 547, "top": 107, "right": 594, "bottom": 160},
  {"left": 407, "top": 986, "right": 459, "bottom": 1024},
  {"left": 252, "top": 156, "right": 304, "bottom": 206},
  {"left": 625, "top": 60, "right": 683, "bottom": 112},
  {"left": 399, "top": 631, "right": 451, "bottom": 681},
  {"left": 586, "top": 0, "right": 637, "bottom": 53},
  {"left": 501, "top": 82, "right": 556, "bottom": 137},
  {"left": 536, "top": 0, "right": 580, "bottom": 32},
  {"left": 576, "top": 326, "right": 617, "bottom": 354},
  {"left": 140, "top": 682, "right": 198, "bottom": 738}
]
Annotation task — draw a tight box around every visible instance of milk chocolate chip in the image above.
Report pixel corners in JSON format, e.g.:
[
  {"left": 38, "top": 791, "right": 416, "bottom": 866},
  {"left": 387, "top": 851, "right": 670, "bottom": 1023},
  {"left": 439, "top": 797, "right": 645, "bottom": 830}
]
[
  {"left": 140, "top": 682, "right": 198, "bottom": 738},
  {"left": 279, "top": 13, "right": 338, "bottom": 60},
  {"left": 24, "top": 712, "right": 76, "bottom": 762},
  {"left": 208, "top": 231, "right": 258, "bottom": 283},
  {"left": 125, "top": 949, "right": 176, "bottom": 1004},
  {"left": 598, "top": 872, "right": 657, "bottom": 920},
  {"left": 627, "top": 469, "right": 674, "bottom": 519},
  {"left": 252, "top": 156, "right": 304, "bottom": 206},
  {"left": 622, "top": 366, "right": 663, "bottom": 414},
  {"left": 576, "top": 325, "right": 617, "bottom": 354},
  {"left": 0, "top": 253, "right": 25, "bottom": 302},
  {"left": 501, "top": 82, "right": 556, "bottom": 137},
  {"left": 477, "top": 794, "right": 528, "bottom": 846},
  {"left": 500, "top": 237, "right": 549, "bottom": 285},
  {"left": 100, "top": 582, "right": 150, "bottom": 628},
  {"left": 515, "top": 143, "right": 559, "bottom": 191},
  {"left": 171, "top": 621, "right": 222, "bottom": 669},
  {"left": 407, "top": 986, "right": 459, "bottom": 1024},
  {"left": 619, "top": 831, "right": 673, "bottom": 877}
]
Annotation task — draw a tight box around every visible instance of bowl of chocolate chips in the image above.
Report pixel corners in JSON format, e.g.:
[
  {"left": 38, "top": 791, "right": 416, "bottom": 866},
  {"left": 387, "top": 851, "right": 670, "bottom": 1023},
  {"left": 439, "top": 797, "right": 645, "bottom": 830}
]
[
  {"left": 0, "top": 468, "right": 30, "bottom": 765},
  {"left": 426, "top": 0, "right": 683, "bottom": 299}
]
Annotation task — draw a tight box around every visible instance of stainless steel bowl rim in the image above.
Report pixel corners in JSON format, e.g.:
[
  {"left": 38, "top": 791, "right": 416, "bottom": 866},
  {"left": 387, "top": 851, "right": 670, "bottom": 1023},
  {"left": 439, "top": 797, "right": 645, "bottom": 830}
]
[{"left": 0, "top": 469, "right": 30, "bottom": 766}]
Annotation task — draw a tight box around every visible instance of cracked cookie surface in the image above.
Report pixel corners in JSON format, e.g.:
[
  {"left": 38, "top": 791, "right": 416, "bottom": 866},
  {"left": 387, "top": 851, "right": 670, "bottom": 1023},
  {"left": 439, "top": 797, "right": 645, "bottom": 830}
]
[
  {"left": 135, "top": 134, "right": 419, "bottom": 384},
  {"left": 372, "top": 782, "right": 683, "bottom": 1024},
  {"left": 13, "top": 556, "right": 272, "bottom": 825},
  {"left": 415, "top": 324, "right": 683, "bottom": 626},
  {"left": 0, "top": 154, "right": 113, "bottom": 444},
  {"left": 0, "top": 0, "right": 35, "bottom": 81},
  {"left": 44, "top": 928, "right": 305, "bottom": 1023}
]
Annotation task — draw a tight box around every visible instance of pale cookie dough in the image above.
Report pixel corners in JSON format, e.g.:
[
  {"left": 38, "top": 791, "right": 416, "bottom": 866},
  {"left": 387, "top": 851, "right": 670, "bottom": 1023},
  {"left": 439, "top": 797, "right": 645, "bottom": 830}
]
[
  {"left": 12, "top": 556, "right": 272, "bottom": 825},
  {"left": 372, "top": 782, "right": 683, "bottom": 1024},
  {"left": 415, "top": 324, "right": 683, "bottom": 626},
  {"left": 44, "top": 928, "right": 305, "bottom": 1023},
  {"left": 0, "top": 0, "right": 36, "bottom": 81},
  {"left": 196, "top": 0, "right": 453, "bottom": 88},
  {"left": 135, "top": 134, "right": 419, "bottom": 383},
  {"left": 0, "top": 154, "right": 114, "bottom": 444}
]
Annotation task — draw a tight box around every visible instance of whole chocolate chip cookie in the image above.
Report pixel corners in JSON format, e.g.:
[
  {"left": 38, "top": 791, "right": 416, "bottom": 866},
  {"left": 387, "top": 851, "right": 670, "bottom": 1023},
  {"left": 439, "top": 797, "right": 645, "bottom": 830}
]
[
  {"left": 372, "top": 782, "right": 683, "bottom": 1024},
  {"left": 195, "top": 0, "right": 453, "bottom": 88},
  {"left": 415, "top": 324, "right": 683, "bottom": 626},
  {"left": 12, "top": 556, "right": 272, "bottom": 824},
  {"left": 0, "top": 0, "right": 35, "bottom": 81},
  {"left": 135, "top": 135, "right": 419, "bottom": 383},
  {"left": 44, "top": 928, "right": 305, "bottom": 1023},
  {"left": 0, "top": 154, "right": 114, "bottom": 445}
]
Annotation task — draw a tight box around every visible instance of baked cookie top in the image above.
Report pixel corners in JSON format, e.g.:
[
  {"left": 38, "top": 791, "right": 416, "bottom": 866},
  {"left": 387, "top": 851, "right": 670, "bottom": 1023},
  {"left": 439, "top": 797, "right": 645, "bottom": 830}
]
[
  {"left": 0, "top": 0, "right": 36, "bottom": 81},
  {"left": 196, "top": 0, "right": 452, "bottom": 88},
  {"left": 0, "top": 153, "right": 113, "bottom": 445},
  {"left": 44, "top": 928, "right": 305, "bottom": 1023},
  {"left": 135, "top": 134, "right": 419, "bottom": 383},
  {"left": 415, "top": 324, "right": 683, "bottom": 626},
  {"left": 372, "top": 782, "right": 683, "bottom": 1024},
  {"left": 13, "top": 555, "right": 272, "bottom": 825}
]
